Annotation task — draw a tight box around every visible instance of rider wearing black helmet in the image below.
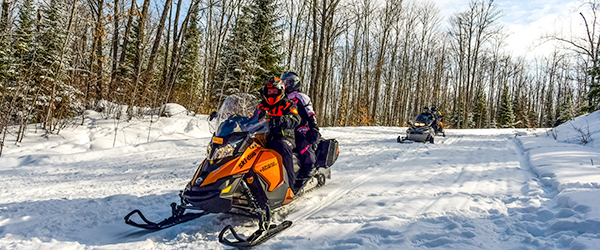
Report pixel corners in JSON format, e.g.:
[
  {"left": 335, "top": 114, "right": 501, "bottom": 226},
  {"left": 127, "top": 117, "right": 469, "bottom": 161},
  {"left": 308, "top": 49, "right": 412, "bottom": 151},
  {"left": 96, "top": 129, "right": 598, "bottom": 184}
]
[
  {"left": 280, "top": 71, "right": 320, "bottom": 189},
  {"left": 423, "top": 106, "right": 431, "bottom": 114},
  {"left": 430, "top": 106, "right": 444, "bottom": 134}
]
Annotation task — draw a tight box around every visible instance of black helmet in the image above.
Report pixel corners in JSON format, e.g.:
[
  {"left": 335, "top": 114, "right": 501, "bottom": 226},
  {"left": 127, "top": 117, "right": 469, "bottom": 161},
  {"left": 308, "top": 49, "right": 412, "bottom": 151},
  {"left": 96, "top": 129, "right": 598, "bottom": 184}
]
[
  {"left": 262, "top": 77, "right": 285, "bottom": 105},
  {"left": 431, "top": 106, "right": 437, "bottom": 111},
  {"left": 280, "top": 71, "right": 301, "bottom": 93}
]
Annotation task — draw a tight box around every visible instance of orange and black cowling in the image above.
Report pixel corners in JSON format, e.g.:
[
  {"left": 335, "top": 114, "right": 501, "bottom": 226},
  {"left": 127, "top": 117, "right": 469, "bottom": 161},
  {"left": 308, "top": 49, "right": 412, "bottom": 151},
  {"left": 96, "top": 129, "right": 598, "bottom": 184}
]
[{"left": 262, "top": 77, "right": 285, "bottom": 105}]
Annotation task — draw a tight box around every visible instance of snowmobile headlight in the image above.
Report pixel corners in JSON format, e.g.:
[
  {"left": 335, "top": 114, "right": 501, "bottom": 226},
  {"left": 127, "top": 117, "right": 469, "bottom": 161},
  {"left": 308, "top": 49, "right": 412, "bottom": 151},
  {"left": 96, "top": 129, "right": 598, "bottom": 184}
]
[
  {"left": 208, "top": 138, "right": 243, "bottom": 161},
  {"left": 414, "top": 122, "right": 425, "bottom": 127}
]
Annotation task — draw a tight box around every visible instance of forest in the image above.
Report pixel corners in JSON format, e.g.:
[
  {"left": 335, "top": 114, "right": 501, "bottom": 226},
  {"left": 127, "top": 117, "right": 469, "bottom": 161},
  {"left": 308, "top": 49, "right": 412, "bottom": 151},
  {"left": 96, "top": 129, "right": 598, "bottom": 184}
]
[{"left": 1, "top": 0, "right": 600, "bottom": 148}]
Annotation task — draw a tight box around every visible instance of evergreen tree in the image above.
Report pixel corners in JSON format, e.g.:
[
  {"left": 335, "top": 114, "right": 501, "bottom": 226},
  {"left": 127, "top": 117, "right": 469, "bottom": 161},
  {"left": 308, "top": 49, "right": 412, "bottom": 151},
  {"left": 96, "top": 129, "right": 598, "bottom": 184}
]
[
  {"left": 451, "top": 99, "right": 465, "bottom": 129},
  {"left": 12, "top": 0, "right": 37, "bottom": 79},
  {"left": 249, "top": 0, "right": 282, "bottom": 87},
  {"left": 513, "top": 93, "right": 530, "bottom": 128},
  {"left": 0, "top": 29, "right": 10, "bottom": 84},
  {"left": 497, "top": 85, "right": 515, "bottom": 128},
  {"left": 558, "top": 94, "right": 575, "bottom": 124},
  {"left": 119, "top": 17, "right": 142, "bottom": 92},
  {"left": 542, "top": 86, "right": 555, "bottom": 127},
  {"left": 215, "top": 6, "right": 254, "bottom": 100},
  {"left": 473, "top": 90, "right": 487, "bottom": 128},
  {"left": 527, "top": 104, "right": 538, "bottom": 128},
  {"left": 1, "top": 0, "right": 37, "bottom": 130},
  {"left": 587, "top": 63, "right": 600, "bottom": 111},
  {"left": 214, "top": 0, "right": 282, "bottom": 106},
  {"left": 176, "top": 5, "right": 203, "bottom": 108},
  {"left": 37, "top": 0, "right": 77, "bottom": 129},
  {"left": 0, "top": 0, "right": 18, "bottom": 84}
]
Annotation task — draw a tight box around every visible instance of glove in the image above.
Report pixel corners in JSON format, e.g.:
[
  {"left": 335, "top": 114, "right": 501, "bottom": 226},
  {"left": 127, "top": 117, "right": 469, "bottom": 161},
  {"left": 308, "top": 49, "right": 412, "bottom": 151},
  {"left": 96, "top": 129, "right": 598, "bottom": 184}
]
[
  {"left": 269, "top": 116, "right": 283, "bottom": 128},
  {"left": 306, "top": 128, "right": 320, "bottom": 144}
]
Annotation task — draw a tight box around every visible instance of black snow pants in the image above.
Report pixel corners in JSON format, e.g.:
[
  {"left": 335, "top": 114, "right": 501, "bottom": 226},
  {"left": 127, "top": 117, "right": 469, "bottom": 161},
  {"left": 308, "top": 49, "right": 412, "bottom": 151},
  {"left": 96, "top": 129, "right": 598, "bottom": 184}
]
[
  {"left": 269, "top": 138, "right": 296, "bottom": 189},
  {"left": 295, "top": 133, "right": 317, "bottom": 180}
]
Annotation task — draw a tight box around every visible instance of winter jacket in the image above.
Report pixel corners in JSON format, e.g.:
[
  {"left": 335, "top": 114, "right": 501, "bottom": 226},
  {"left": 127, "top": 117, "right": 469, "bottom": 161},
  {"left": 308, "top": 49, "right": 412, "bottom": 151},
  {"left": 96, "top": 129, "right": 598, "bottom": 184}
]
[
  {"left": 254, "top": 98, "right": 300, "bottom": 141},
  {"left": 288, "top": 91, "right": 319, "bottom": 143}
]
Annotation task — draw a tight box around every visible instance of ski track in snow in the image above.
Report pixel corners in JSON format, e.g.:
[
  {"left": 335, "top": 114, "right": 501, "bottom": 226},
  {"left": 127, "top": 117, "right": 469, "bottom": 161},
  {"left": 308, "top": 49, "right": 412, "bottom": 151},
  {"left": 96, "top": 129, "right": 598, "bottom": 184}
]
[{"left": 1, "top": 125, "right": 599, "bottom": 249}]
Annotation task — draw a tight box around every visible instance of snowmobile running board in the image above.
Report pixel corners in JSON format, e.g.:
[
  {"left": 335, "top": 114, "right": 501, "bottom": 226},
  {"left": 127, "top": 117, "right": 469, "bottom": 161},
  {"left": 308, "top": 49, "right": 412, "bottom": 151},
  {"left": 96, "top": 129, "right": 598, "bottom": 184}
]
[
  {"left": 219, "top": 220, "right": 293, "bottom": 248},
  {"left": 124, "top": 203, "right": 208, "bottom": 231}
]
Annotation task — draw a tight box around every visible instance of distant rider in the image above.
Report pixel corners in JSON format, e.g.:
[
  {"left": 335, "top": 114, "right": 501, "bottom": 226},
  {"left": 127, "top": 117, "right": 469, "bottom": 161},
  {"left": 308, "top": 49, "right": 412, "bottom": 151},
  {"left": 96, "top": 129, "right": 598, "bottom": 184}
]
[
  {"left": 280, "top": 71, "right": 320, "bottom": 190},
  {"left": 254, "top": 77, "right": 301, "bottom": 192},
  {"left": 422, "top": 107, "right": 434, "bottom": 120},
  {"left": 430, "top": 106, "right": 444, "bottom": 133}
]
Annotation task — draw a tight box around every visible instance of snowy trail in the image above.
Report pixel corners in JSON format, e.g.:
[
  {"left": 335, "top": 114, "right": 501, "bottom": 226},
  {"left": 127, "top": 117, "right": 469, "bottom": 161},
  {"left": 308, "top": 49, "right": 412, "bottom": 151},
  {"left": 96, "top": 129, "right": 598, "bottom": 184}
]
[
  {"left": 1, "top": 125, "right": 598, "bottom": 249},
  {"left": 257, "top": 128, "right": 542, "bottom": 249}
]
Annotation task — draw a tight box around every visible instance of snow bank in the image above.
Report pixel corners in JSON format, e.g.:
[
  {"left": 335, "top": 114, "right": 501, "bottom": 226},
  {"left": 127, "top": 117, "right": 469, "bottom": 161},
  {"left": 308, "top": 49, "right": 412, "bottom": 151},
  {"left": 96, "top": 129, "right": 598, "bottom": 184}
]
[
  {"left": 0, "top": 109, "right": 212, "bottom": 169},
  {"left": 517, "top": 109, "right": 600, "bottom": 250},
  {"left": 520, "top": 137, "right": 600, "bottom": 192},
  {"left": 548, "top": 109, "right": 600, "bottom": 148},
  {"left": 159, "top": 103, "right": 189, "bottom": 117}
]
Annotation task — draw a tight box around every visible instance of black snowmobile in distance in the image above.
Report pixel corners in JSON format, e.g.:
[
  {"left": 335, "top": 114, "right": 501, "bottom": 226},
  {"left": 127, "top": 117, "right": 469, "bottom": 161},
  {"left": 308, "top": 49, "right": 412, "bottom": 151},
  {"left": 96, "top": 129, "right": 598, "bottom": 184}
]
[
  {"left": 124, "top": 93, "right": 340, "bottom": 248},
  {"left": 398, "top": 113, "right": 436, "bottom": 143}
]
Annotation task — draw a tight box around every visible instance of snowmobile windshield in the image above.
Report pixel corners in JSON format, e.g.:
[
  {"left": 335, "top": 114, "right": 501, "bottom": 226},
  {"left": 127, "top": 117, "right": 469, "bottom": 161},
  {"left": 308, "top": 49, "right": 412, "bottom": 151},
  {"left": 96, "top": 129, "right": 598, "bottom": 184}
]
[
  {"left": 414, "top": 113, "right": 433, "bottom": 125},
  {"left": 215, "top": 115, "right": 268, "bottom": 137},
  {"left": 209, "top": 93, "right": 261, "bottom": 134}
]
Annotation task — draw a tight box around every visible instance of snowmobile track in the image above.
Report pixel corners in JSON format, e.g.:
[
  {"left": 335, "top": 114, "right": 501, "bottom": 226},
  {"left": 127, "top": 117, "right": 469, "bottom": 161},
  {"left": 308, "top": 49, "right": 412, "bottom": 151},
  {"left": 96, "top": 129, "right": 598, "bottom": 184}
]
[{"left": 285, "top": 143, "right": 425, "bottom": 223}]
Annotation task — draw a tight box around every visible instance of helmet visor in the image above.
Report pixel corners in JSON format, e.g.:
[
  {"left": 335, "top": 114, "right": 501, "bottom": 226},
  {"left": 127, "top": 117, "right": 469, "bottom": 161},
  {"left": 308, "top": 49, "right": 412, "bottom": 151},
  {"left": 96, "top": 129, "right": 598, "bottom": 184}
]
[
  {"left": 284, "top": 79, "right": 295, "bottom": 88},
  {"left": 267, "top": 88, "right": 280, "bottom": 95}
]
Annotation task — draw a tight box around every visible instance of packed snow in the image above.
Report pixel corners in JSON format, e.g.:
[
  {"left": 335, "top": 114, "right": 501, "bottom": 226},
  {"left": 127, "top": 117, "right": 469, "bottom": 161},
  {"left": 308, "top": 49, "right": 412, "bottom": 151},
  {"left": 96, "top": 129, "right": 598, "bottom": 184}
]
[{"left": 1, "top": 108, "right": 599, "bottom": 249}]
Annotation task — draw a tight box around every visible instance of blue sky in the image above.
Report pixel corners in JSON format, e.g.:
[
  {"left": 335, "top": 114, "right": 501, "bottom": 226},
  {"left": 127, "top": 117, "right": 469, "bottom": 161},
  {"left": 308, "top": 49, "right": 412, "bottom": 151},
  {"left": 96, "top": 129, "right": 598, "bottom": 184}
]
[
  {"left": 437, "top": 0, "right": 583, "bottom": 58},
  {"left": 147, "top": 0, "right": 584, "bottom": 58}
]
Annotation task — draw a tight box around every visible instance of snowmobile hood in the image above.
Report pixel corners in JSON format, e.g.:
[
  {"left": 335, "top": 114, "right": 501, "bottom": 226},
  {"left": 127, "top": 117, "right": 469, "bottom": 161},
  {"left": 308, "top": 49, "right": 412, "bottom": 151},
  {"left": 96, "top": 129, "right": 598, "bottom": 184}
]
[{"left": 193, "top": 142, "right": 285, "bottom": 192}]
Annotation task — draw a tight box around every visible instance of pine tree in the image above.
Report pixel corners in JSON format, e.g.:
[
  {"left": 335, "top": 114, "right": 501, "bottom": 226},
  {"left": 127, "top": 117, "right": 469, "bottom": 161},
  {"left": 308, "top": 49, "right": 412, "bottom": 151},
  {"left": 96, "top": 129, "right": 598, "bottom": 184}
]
[
  {"left": 1, "top": 0, "right": 17, "bottom": 84},
  {"left": 588, "top": 62, "right": 600, "bottom": 111},
  {"left": 120, "top": 18, "right": 141, "bottom": 90},
  {"left": 542, "top": 86, "right": 555, "bottom": 127},
  {"left": 0, "top": 30, "right": 10, "bottom": 85},
  {"left": 451, "top": 99, "right": 465, "bottom": 129},
  {"left": 527, "top": 104, "right": 538, "bottom": 128},
  {"left": 497, "top": 85, "right": 515, "bottom": 128},
  {"left": 513, "top": 93, "right": 530, "bottom": 128},
  {"left": 214, "top": 0, "right": 282, "bottom": 106},
  {"left": 558, "top": 94, "right": 575, "bottom": 124},
  {"left": 37, "top": 0, "right": 76, "bottom": 130},
  {"left": 249, "top": 0, "right": 282, "bottom": 88},
  {"left": 215, "top": 6, "right": 254, "bottom": 100},
  {"left": 12, "top": 0, "right": 36, "bottom": 78},
  {"left": 176, "top": 5, "right": 202, "bottom": 108},
  {"left": 4, "top": 0, "right": 39, "bottom": 127},
  {"left": 473, "top": 90, "right": 487, "bottom": 128}
]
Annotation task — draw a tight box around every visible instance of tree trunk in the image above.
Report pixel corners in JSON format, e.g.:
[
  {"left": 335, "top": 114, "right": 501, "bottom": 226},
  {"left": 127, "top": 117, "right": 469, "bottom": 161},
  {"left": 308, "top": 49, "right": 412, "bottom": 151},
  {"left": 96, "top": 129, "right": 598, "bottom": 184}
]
[
  {"left": 129, "top": 0, "right": 151, "bottom": 111},
  {"left": 140, "top": 0, "right": 173, "bottom": 106},
  {"left": 119, "top": 0, "right": 136, "bottom": 65},
  {"left": 94, "top": 0, "right": 105, "bottom": 105},
  {"left": 45, "top": 0, "right": 79, "bottom": 131},
  {"left": 0, "top": 0, "right": 9, "bottom": 35},
  {"left": 109, "top": 0, "right": 120, "bottom": 98}
]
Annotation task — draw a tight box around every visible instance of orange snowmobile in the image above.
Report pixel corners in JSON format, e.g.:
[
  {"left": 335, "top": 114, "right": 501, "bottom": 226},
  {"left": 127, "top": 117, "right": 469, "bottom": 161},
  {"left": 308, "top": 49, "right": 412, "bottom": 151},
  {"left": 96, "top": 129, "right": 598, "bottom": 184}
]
[{"left": 124, "top": 94, "right": 339, "bottom": 248}]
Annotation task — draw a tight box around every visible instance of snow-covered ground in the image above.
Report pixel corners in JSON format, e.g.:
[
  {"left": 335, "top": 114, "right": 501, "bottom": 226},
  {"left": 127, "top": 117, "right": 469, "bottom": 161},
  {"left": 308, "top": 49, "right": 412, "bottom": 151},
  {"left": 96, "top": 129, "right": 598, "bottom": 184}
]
[{"left": 1, "top": 108, "right": 599, "bottom": 249}]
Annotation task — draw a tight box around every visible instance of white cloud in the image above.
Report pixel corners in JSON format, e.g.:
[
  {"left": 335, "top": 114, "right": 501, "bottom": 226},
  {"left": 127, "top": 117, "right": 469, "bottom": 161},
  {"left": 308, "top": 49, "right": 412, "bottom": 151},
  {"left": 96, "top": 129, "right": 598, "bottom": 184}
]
[{"left": 436, "top": 0, "right": 583, "bottom": 58}]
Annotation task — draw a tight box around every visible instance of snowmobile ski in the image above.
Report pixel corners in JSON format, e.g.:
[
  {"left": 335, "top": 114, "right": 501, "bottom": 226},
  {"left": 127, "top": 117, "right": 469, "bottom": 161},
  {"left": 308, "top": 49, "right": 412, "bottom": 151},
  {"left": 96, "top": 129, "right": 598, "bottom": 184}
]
[
  {"left": 124, "top": 202, "right": 208, "bottom": 231},
  {"left": 218, "top": 220, "right": 293, "bottom": 248}
]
